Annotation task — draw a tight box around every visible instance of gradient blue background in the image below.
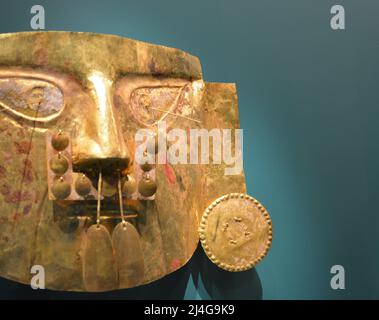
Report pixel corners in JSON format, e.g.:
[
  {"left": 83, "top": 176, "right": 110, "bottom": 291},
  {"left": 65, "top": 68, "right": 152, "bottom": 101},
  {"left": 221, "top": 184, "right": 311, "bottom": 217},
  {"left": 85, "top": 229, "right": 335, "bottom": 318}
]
[{"left": 0, "top": 0, "right": 377, "bottom": 299}]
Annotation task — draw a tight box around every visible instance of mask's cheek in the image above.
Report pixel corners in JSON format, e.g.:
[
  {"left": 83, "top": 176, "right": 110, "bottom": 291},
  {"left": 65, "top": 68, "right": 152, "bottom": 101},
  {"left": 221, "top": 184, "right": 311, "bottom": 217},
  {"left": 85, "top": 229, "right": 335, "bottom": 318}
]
[
  {"left": 127, "top": 161, "right": 202, "bottom": 283},
  {"left": 0, "top": 119, "right": 50, "bottom": 283}
]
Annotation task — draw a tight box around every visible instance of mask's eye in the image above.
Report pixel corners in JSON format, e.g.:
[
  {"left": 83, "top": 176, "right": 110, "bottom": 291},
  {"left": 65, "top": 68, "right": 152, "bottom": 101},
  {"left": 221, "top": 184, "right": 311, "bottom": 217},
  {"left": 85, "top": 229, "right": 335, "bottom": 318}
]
[
  {"left": 0, "top": 78, "right": 64, "bottom": 121},
  {"left": 129, "top": 86, "right": 184, "bottom": 126}
]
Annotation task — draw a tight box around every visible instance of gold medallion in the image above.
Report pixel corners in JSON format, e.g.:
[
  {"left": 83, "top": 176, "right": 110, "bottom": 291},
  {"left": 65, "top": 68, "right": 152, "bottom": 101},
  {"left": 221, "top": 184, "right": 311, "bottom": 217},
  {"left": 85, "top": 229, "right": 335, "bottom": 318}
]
[{"left": 199, "top": 193, "right": 273, "bottom": 272}]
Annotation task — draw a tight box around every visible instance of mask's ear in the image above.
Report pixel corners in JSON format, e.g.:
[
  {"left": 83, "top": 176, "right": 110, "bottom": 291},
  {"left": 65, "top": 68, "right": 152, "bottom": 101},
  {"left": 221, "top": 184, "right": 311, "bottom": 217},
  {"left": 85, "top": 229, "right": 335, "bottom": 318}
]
[
  {"left": 200, "top": 82, "right": 246, "bottom": 210},
  {"left": 198, "top": 84, "right": 273, "bottom": 272}
]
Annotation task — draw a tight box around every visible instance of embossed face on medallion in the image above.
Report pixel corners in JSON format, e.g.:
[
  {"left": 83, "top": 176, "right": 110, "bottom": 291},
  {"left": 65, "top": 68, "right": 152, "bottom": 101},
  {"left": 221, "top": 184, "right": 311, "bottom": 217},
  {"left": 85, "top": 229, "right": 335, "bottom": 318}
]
[{"left": 199, "top": 194, "right": 272, "bottom": 272}]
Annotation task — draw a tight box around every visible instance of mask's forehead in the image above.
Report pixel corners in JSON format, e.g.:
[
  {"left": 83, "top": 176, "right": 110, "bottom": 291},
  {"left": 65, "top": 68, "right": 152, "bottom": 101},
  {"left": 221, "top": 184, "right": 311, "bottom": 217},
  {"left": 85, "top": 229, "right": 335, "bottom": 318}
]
[{"left": 0, "top": 32, "right": 202, "bottom": 83}]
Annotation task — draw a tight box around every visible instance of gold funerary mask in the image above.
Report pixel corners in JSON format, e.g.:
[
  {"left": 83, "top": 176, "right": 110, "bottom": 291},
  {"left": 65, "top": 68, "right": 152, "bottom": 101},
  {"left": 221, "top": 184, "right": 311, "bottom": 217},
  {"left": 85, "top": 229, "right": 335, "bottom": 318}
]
[{"left": 0, "top": 32, "right": 272, "bottom": 292}]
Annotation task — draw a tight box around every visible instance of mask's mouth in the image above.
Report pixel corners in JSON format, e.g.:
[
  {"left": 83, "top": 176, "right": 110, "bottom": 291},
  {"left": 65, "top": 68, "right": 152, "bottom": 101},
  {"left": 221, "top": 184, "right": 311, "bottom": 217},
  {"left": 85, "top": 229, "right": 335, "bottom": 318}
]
[
  {"left": 51, "top": 162, "right": 156, "bottom": 234},
  {"left": 53, "top": 198, "right": 140, "bottom": 221}
]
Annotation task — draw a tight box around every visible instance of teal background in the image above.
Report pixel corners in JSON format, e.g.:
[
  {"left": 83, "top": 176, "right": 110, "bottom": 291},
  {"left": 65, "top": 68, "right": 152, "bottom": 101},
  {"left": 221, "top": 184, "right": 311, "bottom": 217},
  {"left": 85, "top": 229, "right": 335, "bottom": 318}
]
[{"left": 0, "top": 0, "right": 377, "bottom": 299}]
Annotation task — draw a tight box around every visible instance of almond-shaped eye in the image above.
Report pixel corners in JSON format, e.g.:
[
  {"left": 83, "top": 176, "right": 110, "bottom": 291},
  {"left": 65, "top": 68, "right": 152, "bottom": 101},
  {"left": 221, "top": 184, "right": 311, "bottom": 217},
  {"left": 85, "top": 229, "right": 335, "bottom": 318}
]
[
  {"left": 0, "top": 78, "right": 64, "bottom": 121},
  {"left": 130, "top": 86, "right": 183, "bottom": 126}
]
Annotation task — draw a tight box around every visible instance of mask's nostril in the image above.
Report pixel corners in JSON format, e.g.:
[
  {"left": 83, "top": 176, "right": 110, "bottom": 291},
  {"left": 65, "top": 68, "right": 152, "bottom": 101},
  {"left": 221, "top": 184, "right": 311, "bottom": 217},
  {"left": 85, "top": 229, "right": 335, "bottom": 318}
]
[
  {"left": 72, "top": 158, "right": 130, "bottom": 201},
  {"left": 73, "top": 157, "right": 130, "bottom": 177}
]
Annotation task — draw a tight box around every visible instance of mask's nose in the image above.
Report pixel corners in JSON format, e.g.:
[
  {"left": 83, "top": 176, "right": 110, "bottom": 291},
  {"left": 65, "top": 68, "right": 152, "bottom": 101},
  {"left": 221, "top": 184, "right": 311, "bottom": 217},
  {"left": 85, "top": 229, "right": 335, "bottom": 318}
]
[{"left": 71, "top": 72, "right": 130, "bottom": 174}]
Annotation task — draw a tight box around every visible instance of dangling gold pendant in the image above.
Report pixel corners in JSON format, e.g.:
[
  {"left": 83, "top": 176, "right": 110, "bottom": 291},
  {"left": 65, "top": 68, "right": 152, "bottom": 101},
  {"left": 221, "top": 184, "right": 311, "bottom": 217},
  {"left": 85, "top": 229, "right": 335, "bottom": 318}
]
[
  {"left": 112, "top": 221, "right": 145, "bottom": 288},
  {"left": 82, "top": 224, "right": 118, "bottom": 292}
]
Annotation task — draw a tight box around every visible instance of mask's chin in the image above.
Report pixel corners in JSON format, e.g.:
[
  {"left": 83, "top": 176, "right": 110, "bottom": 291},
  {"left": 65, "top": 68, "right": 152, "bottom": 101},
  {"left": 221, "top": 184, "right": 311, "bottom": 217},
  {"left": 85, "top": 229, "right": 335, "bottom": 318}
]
[{"left": 54, "top": 198, "right": 139, "bottom": 216}]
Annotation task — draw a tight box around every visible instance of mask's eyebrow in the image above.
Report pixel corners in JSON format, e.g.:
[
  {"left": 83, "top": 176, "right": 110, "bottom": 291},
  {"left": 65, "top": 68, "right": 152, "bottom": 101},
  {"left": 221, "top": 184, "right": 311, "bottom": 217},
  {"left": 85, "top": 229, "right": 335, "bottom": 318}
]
[
  {"left": 145, "top": 84, "right": 201, "bottom": 123},
  {"left": 146, "top": 105, "right": 201, "bottom": 124}
]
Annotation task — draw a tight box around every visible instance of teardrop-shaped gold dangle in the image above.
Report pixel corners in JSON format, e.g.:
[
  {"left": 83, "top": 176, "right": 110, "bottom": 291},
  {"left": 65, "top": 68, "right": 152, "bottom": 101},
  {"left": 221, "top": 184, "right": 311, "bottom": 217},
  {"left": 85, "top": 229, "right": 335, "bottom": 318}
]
[
  {"left": 75, "top": 174, "right": 92, "bottom": 197},
  {"left": 50, "top": 153, "right": 69, "bottom": 175},
  {"left": 112, "top": 222, "right": 145, "bottom": 288},
  {"left": 112, "top": 171, "right": 145, "bottom": 288},
  {"left": 51, "top": 130, "right": 69, "bottom": 151},
  {"left": 140, "top": 162, "right": 154, "bottom": 172},
  {"left": 102, "top": 177, "right": 118, "bottom": 198},
  {"left": 82, "top": 224, "right": 118, "bottom": 292},
  {"left": 82, "top": 170, "right": 118, "bottom": 292},
  {"left": 138, "top": 174, "right": 157, "bottom": 197},
  {"left": 52, "top": 177, "right": 71, "bottom": 199},
  {"left": 122, "top": 175, "right": 137, "bottom": 195}
]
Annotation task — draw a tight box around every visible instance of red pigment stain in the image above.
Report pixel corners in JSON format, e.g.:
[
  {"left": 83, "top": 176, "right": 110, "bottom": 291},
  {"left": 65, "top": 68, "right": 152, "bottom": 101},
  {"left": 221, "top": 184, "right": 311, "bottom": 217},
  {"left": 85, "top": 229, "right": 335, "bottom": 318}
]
[
  {"left": 0, "top": 124, "right": 8, "bottom": 135},
  {"left": 34, "top": 48, "right": 49, "bottom": 65},
  {"left": 113, "top": 95, "right": 123, "bottom": 109},
  {"left": 2, "top": 152, "right": 12, "bottom": 163},
  {"left": 23, "top": 170, "right": 33, "bottom": 184},
  {"left": 4, "top": 190, "right": 32, "bottom": 204},
  {"left": 23, "top": 204, "right": 32, "bottom": 215},
  {"left": 170, "top": 258, "right": 181, "bottom": 271},
  {"left": 11, "top": 212, "right": 22, "bottom": 224},
  {"left": 17, "top": 130, "right": 25, "bottom": 139},
  {"left": 0, "top": 165, "right": 6, "bottom": 179},
  {"left": 186, "top": 127, "right": 191, "bottom": 145},
  {"left": 163, "top": 162, "right": 176, "bottom": 185},
  {"left": 0, "top": 183, "right": 10, "bottom": 196},
  {"left": 14, "top": 141, "right": 32, "bottom": 154},
  {"left": 22, "top": 159, "right": 33, "bottom": 184},
  {"left": 34, "top": 190, "right": 39, "bottom": 204},
  {"left": 148, "top": 59, "right": 163, "bottom": 76}
]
